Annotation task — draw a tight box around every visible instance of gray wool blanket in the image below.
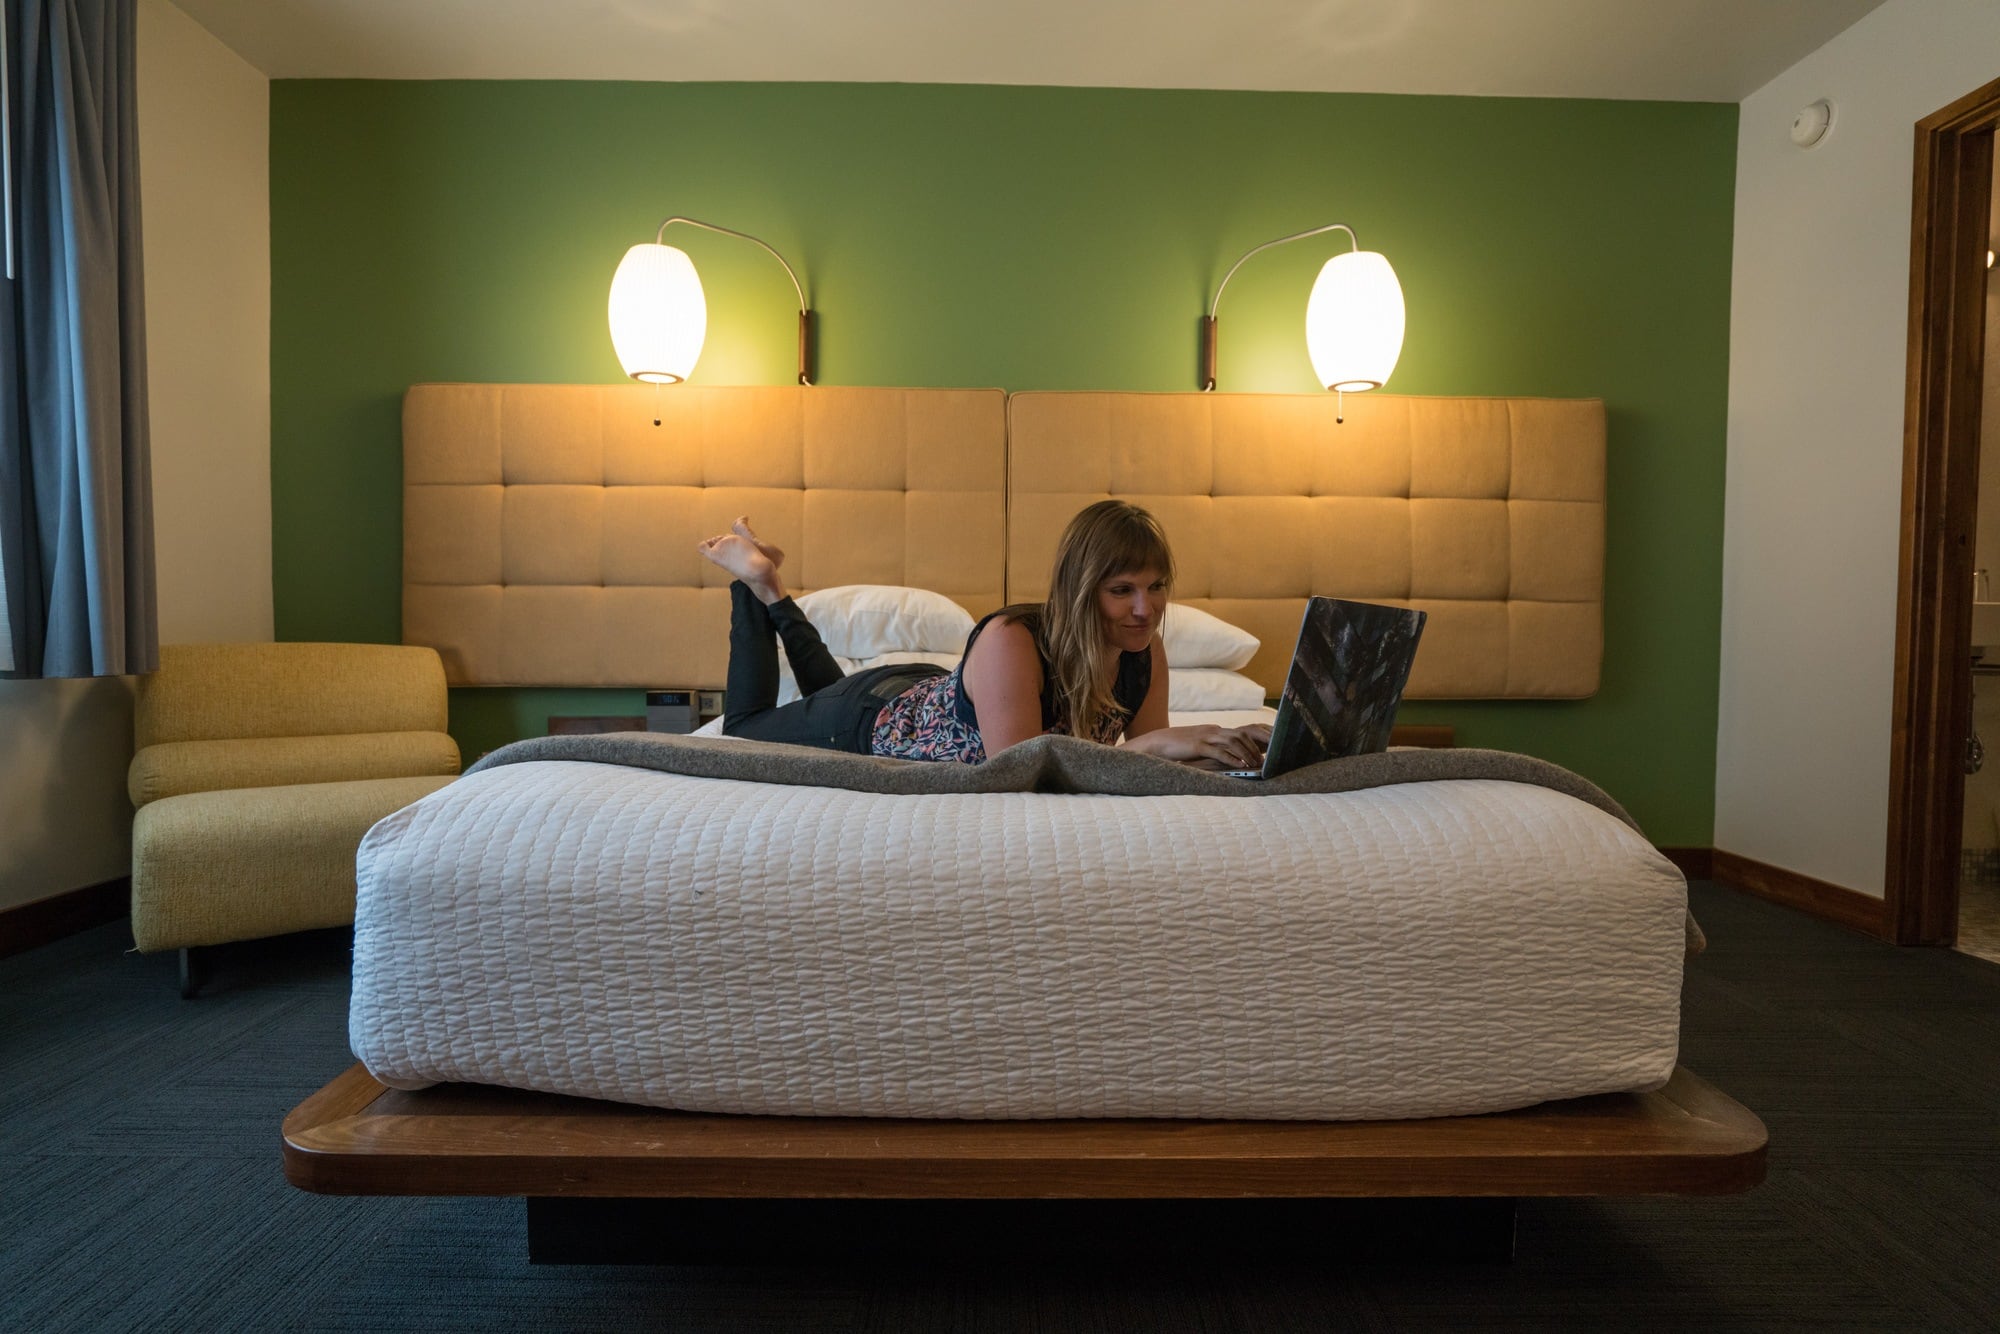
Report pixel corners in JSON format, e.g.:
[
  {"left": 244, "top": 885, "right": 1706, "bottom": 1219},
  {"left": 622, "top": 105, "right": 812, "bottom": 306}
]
[{"left": 466, "top": 732, "right": 1703, "bottom": 953}]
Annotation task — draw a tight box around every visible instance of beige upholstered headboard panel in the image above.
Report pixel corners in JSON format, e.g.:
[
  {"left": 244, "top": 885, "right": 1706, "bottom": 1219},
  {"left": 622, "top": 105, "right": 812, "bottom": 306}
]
[
  {"left": 1005, "top": 392, "right": 1604, "bottom": 699},
  {"left": 403, "top": 384, "right": 1007, "bottom": 687}
]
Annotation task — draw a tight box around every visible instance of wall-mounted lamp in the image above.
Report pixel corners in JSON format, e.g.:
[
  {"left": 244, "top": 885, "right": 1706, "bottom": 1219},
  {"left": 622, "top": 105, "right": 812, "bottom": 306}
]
[
  {"left": 1200, "top": 223, "right": 1405, "bottom": 421},
  {"left": 608, "top": 216, "right": 815, "bottom": 388}
]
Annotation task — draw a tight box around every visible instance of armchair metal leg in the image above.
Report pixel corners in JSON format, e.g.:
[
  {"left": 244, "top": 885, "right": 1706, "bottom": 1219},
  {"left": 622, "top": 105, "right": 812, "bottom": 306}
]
[{"left": 179, "top": 947, "right": 207, "bottom": 999}]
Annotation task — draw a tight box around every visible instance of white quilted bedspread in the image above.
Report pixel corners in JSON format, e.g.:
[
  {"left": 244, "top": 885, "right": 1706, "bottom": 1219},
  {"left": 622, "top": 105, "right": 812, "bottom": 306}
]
[{"left": 350, "top": 761, "right": 1687, "bottom": 1120}]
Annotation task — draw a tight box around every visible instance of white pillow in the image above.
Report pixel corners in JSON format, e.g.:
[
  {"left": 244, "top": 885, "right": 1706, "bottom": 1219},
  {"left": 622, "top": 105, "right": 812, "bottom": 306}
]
[
  {"left": 1167, "top": 667, "right": 1268, "bottom": 712},
  {"left": 777, "top": 650, "right": 960, "bottom": 705},
  {"left": 1161, "top": 603, "right": 1260, "bottom": 670},
  {"left": 792, "top": 585, "right": 975, "bottom": 658},
  {"left": 1168, "top": 707, "right": 1278, "bottom": 729}
]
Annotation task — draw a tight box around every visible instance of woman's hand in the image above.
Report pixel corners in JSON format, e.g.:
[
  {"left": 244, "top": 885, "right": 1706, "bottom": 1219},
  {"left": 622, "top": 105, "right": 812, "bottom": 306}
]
[{"left": 1121, "top": 723, "right": 1271, "bottom": 770}]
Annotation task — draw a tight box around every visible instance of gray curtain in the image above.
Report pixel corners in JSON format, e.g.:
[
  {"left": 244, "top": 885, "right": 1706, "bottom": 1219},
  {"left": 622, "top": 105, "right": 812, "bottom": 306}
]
[{"left": 0, "top": 0, "right": 154, "bottom": 679}]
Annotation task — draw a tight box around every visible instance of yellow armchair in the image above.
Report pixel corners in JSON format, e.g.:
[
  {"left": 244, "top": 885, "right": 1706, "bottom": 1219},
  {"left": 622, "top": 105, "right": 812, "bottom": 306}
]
[{"left": 129, "top": 643, "right": 460, "bottom": 991}]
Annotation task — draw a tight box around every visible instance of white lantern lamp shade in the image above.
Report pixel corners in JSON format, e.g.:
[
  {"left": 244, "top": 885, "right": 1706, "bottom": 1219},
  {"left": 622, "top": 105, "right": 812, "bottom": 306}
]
[
  {"left": 608, "top": 243, "right": 707, "bottom": 384},
  {"left": 1305, "top": 249, "right": 1405, "bottom": 393}
]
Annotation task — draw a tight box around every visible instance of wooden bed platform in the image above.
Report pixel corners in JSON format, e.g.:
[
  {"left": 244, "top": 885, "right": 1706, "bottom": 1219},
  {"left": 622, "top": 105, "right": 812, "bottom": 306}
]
[
  {"left": 284, "top": 1065, "right": 1764, "bottom": 1263},
  {"left": 285, "top": 1063, "right": 1765, "bottom": 1200}
]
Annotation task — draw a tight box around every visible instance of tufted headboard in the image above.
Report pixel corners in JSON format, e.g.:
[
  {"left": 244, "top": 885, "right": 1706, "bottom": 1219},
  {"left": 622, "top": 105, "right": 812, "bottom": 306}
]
[
  {"left": 401, "top": 383, "right": 1007, "bottom": 687},
  {"left": 1004, "top": 391, "right": 1605, "bottom": 699},
  {"left": 403, "top": 383, "right": 1604, "bottom": 698}
]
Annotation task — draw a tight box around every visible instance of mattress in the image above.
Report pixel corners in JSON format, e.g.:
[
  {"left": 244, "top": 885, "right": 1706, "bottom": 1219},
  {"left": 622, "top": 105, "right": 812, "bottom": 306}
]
[{"left": 349, "top": 758, "right": 1687, "bottom": 1121}]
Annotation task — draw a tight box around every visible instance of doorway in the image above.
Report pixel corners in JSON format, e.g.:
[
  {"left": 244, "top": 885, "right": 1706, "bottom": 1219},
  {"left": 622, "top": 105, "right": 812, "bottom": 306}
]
[
  {"left": 1960, "top": 155, "right": 2000, "bottom": 964},
  {"left": 1886, "top": 77, "right": 2000, "bottom": 948}
]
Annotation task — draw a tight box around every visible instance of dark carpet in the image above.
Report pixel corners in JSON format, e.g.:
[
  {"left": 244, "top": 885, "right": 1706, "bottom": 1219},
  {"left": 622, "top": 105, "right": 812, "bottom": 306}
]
[{"left": 2, "top": 882, "right": 1996, "bottom": 1332}]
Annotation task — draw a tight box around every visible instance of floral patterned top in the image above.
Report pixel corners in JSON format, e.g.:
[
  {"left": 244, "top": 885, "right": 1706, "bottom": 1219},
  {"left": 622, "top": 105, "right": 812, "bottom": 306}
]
[{"left": 869, "top": 605, "right": 1153, "bottom": 764}]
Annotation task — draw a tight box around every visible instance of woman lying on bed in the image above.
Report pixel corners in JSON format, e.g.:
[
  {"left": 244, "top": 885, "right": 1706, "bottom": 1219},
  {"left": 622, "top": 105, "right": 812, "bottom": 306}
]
[{"left": 696, "top": 500, "right": 1270, "bottom": 768}]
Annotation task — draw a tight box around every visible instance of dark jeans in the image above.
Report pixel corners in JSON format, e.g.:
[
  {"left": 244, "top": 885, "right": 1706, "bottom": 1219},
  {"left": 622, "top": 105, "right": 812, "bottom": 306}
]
[{"left": 722, "top": 582, "right": 934, "bottom": 754}]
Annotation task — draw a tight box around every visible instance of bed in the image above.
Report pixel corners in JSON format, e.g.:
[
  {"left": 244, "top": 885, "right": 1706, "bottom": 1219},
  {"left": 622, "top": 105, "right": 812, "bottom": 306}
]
[
  {"left": 348, "top": 735, "right": 1689, "bottom": 1120},
  {"left": 284, "top": 383, "right": 1762, "bottom": 1259}
]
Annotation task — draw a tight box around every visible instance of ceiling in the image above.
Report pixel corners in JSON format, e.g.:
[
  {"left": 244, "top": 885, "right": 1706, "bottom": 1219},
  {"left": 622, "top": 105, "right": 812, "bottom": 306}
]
[{"left": 171, "top": 0, "right": 1889, "bottom": 102}]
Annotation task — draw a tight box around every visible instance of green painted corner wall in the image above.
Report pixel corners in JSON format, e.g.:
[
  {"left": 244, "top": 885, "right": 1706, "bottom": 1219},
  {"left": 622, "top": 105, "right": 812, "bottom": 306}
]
[{"left": 270, "top": 81, "right": 1734, "bottom": 843}]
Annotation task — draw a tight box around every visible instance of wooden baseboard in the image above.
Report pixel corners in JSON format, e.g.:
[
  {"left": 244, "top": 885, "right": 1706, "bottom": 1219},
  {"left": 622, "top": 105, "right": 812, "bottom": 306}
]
[
  {"left": 1709, "top": 850, "right": 1890, "bottom": 940},
  {"left": 1658, "top": 847, "right": 1713, "bottom": 880},
  {"left": 0, "top": 877, "right": 130, "bottom": 960}
]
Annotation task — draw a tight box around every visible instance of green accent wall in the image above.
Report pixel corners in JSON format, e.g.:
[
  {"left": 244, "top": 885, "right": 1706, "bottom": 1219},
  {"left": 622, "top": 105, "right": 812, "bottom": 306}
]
[{"left": 271, "top": 81, "right": 1734, "bottom": 843}]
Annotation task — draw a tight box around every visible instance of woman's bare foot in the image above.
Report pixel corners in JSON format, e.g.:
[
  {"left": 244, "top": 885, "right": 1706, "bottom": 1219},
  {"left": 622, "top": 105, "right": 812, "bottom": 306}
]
[
  {"left": 731, "top": 516, "right": 785, "bottom": 569},
  {"left": 696, "top": 534, "right": 786, "bottom": 603}
]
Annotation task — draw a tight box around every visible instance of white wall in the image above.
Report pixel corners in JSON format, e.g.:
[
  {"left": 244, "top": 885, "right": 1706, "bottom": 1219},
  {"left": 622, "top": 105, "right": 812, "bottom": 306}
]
[
  {"left": 0, "top": 2, "right": 270, "bottom": 914},
  {"left": 140, "top": 0, "right": 273, "bottom": 644},
  {"left": 1715, "top": 0, "right": 2000, "bottom": 895}
]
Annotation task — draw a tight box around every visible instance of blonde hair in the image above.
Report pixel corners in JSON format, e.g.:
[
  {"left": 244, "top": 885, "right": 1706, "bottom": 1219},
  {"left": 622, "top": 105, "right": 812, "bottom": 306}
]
[{"left": 1041, "top": 500, "right": 1175, "bottom": 736}]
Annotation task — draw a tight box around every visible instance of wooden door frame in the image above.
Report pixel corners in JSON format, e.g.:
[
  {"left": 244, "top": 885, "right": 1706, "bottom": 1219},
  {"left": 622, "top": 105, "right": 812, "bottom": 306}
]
[{"left": 1886, "top": 77, "right": 2000, "bottom": 945}]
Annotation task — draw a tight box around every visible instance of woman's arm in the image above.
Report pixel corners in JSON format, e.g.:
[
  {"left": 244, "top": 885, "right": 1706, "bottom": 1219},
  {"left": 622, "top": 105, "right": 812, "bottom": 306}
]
[
  {"left": 960, "top": 616, "right": 1049, "bottom": 757},
  {"left": 1119, "top": 639, "right": 1269, "bottom": 769}
]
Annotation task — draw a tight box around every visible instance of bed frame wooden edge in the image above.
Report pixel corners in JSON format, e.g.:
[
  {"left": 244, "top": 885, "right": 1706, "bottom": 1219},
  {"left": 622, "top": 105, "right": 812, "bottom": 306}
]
[{"left": 282, "top": 1064, "right": 1767, "bottom": 1201}]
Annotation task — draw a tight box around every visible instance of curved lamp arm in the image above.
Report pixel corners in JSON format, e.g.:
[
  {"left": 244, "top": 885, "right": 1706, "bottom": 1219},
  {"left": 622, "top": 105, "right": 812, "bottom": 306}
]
[
  {"left": 655, "top": 216, "right": 815, "bottom": 386},
  {"left": 1200, "top": 222, "right": 1359, "bottom": 392}
]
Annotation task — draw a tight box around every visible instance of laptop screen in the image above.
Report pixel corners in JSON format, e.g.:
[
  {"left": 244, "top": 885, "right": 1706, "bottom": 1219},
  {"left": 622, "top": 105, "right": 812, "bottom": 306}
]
[{"left": 1261, "top": 598, "right": 1428, "bottom": 777}]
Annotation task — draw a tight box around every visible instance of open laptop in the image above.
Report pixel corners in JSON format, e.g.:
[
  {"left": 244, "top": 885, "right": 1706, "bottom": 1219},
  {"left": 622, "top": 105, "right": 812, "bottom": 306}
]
[{"left": 1222, "top": 597, "right": 1428, "bottom": 780}]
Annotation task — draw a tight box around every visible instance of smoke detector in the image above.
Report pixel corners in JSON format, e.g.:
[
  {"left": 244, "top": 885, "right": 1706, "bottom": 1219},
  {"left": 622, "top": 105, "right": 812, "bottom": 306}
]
[{"left": 1791, "top": 100, "right": 1834, "bottom": 149}]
